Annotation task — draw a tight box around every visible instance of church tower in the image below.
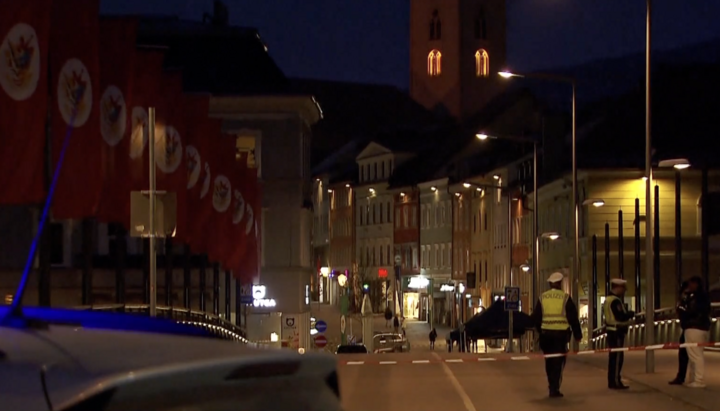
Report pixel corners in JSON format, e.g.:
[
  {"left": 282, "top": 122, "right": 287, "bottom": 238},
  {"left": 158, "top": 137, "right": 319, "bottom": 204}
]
[{"left": 409, "top": 0, "right": 507, "bottom": 120}]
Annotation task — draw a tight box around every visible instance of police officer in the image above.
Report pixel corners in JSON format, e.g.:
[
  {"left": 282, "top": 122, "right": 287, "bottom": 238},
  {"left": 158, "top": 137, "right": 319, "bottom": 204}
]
[
  {"left": 604, "top": 278, "right": 635, "bottom": 389},
  {"left": 531, "top": 272, "right": 583, "bottom": 398}
]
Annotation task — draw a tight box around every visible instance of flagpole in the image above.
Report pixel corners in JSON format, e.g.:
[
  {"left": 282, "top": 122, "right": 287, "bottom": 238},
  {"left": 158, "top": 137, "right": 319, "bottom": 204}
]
[{"left": 148, "top": 107, "right": 157, "bottom": 317}]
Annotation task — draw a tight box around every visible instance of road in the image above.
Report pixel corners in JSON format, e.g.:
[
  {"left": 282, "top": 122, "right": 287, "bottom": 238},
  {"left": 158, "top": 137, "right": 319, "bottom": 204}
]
[{"left": 338, "top": 351, "right": 717, "bottom": 411}]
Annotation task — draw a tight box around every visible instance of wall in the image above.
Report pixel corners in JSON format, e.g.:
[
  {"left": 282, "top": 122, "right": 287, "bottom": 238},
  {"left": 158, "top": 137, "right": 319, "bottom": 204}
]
[
  {"left": 419, "top": 183, "right": 453, "bottom": 280},
  {"left": 329, "top": 184, "right": 354, "bottom": 274},
  {"left": 393, "top": 190, "right": 420, "bottom": 275}
]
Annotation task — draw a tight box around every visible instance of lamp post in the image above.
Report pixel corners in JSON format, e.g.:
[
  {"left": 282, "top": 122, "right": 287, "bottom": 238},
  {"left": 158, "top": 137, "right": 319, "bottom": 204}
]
[
  {"left": 658, "top": 158, "right": 691, "bottom": 294},
  {"left": 498, "top": 70, "right": 578, "bottom": 349},
  {"left": 644, "top": 0, "right": 655, "bottom": 374},
  {"left": 475, "top": 132, "right": 540, "bottom": 306},
  {"left": 581, "top": 198, "right": 605, "bottom": 347}
]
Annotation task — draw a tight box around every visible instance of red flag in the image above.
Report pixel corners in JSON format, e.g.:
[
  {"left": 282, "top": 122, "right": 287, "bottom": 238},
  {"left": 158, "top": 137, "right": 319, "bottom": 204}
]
[
  {"left": 49, "top": 0, "right": 101, "bottom": 219},
  {"left": 206, "top": 134, "right": 236, "bottom": 264},
  {"left": 95, "top": 17, "right": 137, "bottom": 223},
  {"left": 187, "top": 118, "right": 223, "bottom": 254},
  {"left": 181, "top": 94, "right": 212, "bottom": 246},
  {"left": 154, "top": 71, "right": 186, "bottom": 239},
  {"left": 124, "top": 47, "right": 164, "bottom": 228},
  {"left": 226, "top": 153, "right": 257, "bottom": 283},
  {"left": 239, "top": 171, "right": 261, "bottom": 285},
  {"left": 0, "top": 0, "right": 52, "bottom": 204}
]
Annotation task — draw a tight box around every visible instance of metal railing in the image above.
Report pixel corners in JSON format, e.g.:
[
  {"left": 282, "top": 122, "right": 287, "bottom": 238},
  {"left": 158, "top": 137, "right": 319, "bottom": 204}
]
[
  {"left": 591, "top": 303, "right": 720, "bottom": 349},
  {"left": 74, "top": 304, "right": 252, "bottom": 345}
]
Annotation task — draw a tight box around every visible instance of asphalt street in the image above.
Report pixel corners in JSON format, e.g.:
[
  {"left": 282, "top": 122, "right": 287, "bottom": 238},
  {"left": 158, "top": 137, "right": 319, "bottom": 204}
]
[{"left": 338, "top": 351, "right": 715, "bottom": 411}]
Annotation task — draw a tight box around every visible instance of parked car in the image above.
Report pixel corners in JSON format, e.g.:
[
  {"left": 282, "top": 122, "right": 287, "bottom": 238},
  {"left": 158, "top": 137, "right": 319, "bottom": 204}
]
[{"left": 373, "top": 333, "right": 410, "bottom": 353}]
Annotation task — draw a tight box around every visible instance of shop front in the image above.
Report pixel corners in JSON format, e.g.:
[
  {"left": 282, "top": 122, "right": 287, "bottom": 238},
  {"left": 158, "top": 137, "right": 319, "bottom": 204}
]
[{"left": 401, "top": 275, "right": 431, "bottom": 321}]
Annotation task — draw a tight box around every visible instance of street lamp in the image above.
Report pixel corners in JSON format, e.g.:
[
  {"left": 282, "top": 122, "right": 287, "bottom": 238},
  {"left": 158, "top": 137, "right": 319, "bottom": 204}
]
[
  {"left": 499, "top": 69, "right": 578, "bottom": 350},
  {"left": 476, "top": 131, "right": 541, "bottom": 307},
  {"left": 541, "top": 232, "right": 560, "bottom": 241},
  {"left": 520, "top": 263, "right": 531, "bottom": 272},
  {"left": 583, "top": 198, "right": 605, "bottom": 207},
  {"left": 659, "top": 158, "right": 691, "bottom": 296}
]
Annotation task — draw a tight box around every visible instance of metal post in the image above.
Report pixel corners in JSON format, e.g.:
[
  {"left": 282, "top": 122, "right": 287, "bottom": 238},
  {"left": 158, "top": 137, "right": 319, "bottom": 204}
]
[
  {"left": 675, "top": 172, "right": 682, "bottom": 293},
  {"left": 634, "top": 198, "right": 641, "bottom": 313},
  {"left": 644, "top": 0, "right": 655, "bottom": 373},
  {"left": 571, "top": 80, "right": 579, "bottom": 352},
  {"left": 508, "top": 193, "right": 514, "bottom": 353},
  {"left": 148, "top": 107, "right": 157, "bottom": 317},
  {"left": 225, "top": 270, "right": 232, "bottom": 320},
  {"left": 618, "top": 210, "right": 624, "bottom": 279},
  {"left": 592, "top": 234, "right": 598, "bottom": 347},
  {"left": 183, "top": 244, "right": 191, "bottom": 309},
  {"left": 533, "top": 141, "right": 539, "bottom": 307},
  {"left": 701, "top": 169, "right": 709, "bottom": 290},
  {"left": 654, "top": 185, "right": 660, "bottom": 309},
  {"left": 605, "top": 223, "right": 610, "bottom": 297}
]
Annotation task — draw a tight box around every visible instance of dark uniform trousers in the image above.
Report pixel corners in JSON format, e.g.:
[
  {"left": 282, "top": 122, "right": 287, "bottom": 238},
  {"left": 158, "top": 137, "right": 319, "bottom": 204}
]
[
  {"left": 607, "top": 330, "right": 626, "bottom": 386},
  {"left": 539, "top": 330, "right": 569, "bottom": 392},
  {"left": 675, "top": 332, "right": 689, "bottom": 382}
]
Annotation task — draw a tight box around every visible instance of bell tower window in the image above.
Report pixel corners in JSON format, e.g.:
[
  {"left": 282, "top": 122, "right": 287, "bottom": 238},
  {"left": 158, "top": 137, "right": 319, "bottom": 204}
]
[
  {"left": 430, "top": 10, "right": 441, "bottom": 40},
  {"left": 428, "top": 49, "right": 442, "bottom": 77},
  {"left": 475, "top": 49, "right": 489, "bottom": 77},
  {"left": 474, "top": 8, "right": 487, "bottom": 40}
]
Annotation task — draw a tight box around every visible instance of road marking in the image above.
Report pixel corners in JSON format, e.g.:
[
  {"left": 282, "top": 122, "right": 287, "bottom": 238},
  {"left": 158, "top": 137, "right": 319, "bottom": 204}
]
[
  {"left": 412, "top": 360, "right": 430, "bottom": 364},
  {"left": 346, "top": 361, "right": 365, "bottom": 365},
  {"left": 432, "top": 352, "right": 477, "bottom": 411},
  {"left": 445, "top": 359, "right": 463, "bottom": 363},
  {"left": 477, "top": 358, "right": 496, "bottom": 362},
  {"left": 510, "top": 356, "right": 530, "bottom": 360},
  {"left": 379, "top": 361, "right": 397, "bottom": 365}
]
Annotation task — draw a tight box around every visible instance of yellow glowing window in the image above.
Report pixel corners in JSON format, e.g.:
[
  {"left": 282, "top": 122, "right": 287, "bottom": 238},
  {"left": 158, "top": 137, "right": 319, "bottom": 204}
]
[
  {"left": 428, "top": 50, "right": 442, "bottom": 77},
  {"left": 475, "top": 49, "right": 489, "bottom": 77}
]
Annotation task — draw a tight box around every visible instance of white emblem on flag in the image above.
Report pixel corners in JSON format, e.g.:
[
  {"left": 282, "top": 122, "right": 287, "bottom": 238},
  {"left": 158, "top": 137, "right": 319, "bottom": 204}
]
[
  {"left": 57, "top": 58, "right": 92, "bottom": 127},
  {"left": 154, "top": 125, "right": 182, "bottom": 173},
  {"left": 0, "top": 23, "right": 40, "bottom": 101},
  {"left": 232, "top": 189, "right": 245, "bottom": 224},
  {"left": 129, "top": 106, "right": 148, "bottom": 159},
  {"left": 245, "top": 204, "right": 254, "bottom": 235},
  {"left": 212, "top": 175, "right": 231, "bottom": 212},
  {"left": 200, "top": 162, "right": 211, "bottom": 199},
  {"left": 99, "top": 85, "right": 126, "bottom": 146}
]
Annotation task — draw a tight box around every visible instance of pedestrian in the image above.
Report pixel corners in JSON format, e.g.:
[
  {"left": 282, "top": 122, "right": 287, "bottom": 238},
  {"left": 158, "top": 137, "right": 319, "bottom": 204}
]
[
  {"left": 669, "top": 281, "right": 690, "bottom": 386},
  {"left": 679, "top": 276, "right": 711, "bottom": 388},
  {"left": 603, "top": 278, "right": 635, "bottom": 389},
  {"left": 530, "top": 272, "right": 583, "bottom": 398},
  {"left": 401, "top": 316, "right": 407, "bottom": 337},
  {"left": 429, "top": 327, "right": 437, "bottom": 350},
  {"left": 393, "top": 314, "right": 399, "bottom": 334}
]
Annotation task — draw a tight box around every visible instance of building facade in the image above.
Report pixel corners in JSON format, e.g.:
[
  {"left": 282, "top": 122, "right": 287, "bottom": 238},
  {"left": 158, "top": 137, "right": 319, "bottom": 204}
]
[
  {"left": 392, "top": 189, "right": 422, "bottom": 319},
  {"left": 418, "top": 178, "right": 454, "bottom": 326}
]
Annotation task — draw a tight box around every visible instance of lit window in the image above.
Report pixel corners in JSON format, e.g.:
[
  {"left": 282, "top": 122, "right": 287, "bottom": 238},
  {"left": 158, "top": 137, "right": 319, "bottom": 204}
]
[
  {"left": 428, "top": 49, "right": 442, "bottom": 76},
  {"left": 475, "top": 49, "right": 489, "bottom": 77}
]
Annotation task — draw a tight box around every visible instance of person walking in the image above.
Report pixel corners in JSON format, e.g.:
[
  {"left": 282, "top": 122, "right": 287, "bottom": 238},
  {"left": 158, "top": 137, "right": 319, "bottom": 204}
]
[
  {"left": 401, "top": 316, "right": 407, "bottom": 337},
  {"left": 393, "top": 314, "right": 400, "bottom": 334},
  {"left": 669, "top": 281, "right": 690, "bottom": 385},
  {"left": 603, "top": 278, "right": 635, "bottom": 389},
  {"left": 680, "top": 276, "right": 711, "bottom": 388},
  {"left": 530, "top": 272, "right": 583, "bottom": 398},
  {"left": 429, "top": 327, "right": 437, "bottom": 350}
]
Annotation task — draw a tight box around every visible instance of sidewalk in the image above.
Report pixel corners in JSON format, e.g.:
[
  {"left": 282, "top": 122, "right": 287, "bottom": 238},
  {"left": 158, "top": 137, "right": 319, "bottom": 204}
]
[{"left": 573, "top": 350, "right": 720, "bottom": 411}]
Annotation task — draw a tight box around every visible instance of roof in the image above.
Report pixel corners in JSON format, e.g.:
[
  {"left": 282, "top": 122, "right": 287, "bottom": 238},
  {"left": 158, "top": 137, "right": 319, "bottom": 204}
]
[
  {"left": 134, "top": 16, "right": 289, "bottom": 95},
  {"left": 289, "top": 79, "right": 440, "bottom": 167}
]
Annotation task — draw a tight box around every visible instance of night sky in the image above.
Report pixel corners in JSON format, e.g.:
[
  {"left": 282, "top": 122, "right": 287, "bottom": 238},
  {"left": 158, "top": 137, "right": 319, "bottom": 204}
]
[{"left": 102, "top": 0, "right": 720, "bottom": 89}]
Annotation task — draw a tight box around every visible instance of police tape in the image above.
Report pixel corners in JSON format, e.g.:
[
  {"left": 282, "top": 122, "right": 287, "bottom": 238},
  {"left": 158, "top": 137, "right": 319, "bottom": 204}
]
[{"left": 336, "top": 341, "right": 720, "bottom": 366}]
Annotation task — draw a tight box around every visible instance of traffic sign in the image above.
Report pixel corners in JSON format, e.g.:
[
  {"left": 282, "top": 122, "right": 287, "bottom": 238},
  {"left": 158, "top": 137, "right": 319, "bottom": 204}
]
[
  {"left": 504, "top": 286, "right": 520, "bottom": 311},
  {"left": 314, "top": 335, "right": 328, "bottom": 348},
  {"left": 315, "top": 320, "right": 327, "bottom": 333}
]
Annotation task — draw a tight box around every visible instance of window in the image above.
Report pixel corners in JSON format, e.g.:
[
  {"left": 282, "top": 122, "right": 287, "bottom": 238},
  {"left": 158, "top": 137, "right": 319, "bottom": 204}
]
[
  {"left": 395, "top": 209, "right": 401, "bottom": 228},
  {"left": 473, "top": 214, "right": 477, "bottom": 233},
  {"left": 428, "top": 49, "right": 442, "bottom": 76},
  {"left": 387, "top": 202, "right": 391, "bottom": 222},
  {"left": 374, "top": 163, "right": 377, "bottom": 180},
  {"left": 411, "top": 205, "right": 417, "bottom": 227},
  {"left": 387, "top": 245, "right": 391, "bottom": 265},
  {"left": 403, "top": 206, "right": 409, "bottom": 227},
  {"left": 379, "top": 203, "right": 383, "bottom": 223},
  {"left": 429, "top": 9, "right": 441, "bottom": 40},
  {"left": 420, "top": 204, "right": 426, "bottom": 228},
  {"left": 474, "top": 8, "right": 487, "bottom": 40},
  {"left": 381, "top": 161, "right": 385, "bottom": 179},
  {"left": 475, "top": 49, "right": 489, "bottom": 77}
]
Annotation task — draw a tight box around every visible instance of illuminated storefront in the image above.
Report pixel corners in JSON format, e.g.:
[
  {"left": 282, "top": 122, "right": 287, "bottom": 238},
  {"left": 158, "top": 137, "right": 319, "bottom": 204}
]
[{"left": 402, "top": 275, "right": 430, "bottom": 320}]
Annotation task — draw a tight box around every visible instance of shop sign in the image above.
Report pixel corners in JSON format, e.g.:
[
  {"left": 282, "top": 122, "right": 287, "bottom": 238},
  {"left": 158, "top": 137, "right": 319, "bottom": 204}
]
[
  {"left": 252, "top": 285, "right": 276, "bottom": 308},
  {"left": 408, "top": 276, "right": 429, "bottom": 289},
  {"left": 378, "top": 268, "right": 388, "bottom": 278},
  {"left": 440, "top": 284, "right": 454, "bottom": 292}
]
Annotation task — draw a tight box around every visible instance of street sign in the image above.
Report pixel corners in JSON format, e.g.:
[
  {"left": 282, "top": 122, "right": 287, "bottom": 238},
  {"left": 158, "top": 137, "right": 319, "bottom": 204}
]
[
  {"left": 314, "top": 335, "right": 328, "bottom": 348},
  {"left": 504, "top": 286, "right": 520, "bottom": 311},
  {"left": 315, "top": 320, "right": 327, "bottom": 333}
]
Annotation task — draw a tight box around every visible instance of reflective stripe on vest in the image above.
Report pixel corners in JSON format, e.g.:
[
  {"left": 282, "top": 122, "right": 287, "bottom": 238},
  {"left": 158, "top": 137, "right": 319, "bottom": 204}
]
[
  {"left": 604, "top": 294, "right": 632, "bottom": 331},
  {"left": 540, "top": 289, "right": 570, "bottom": 330}
]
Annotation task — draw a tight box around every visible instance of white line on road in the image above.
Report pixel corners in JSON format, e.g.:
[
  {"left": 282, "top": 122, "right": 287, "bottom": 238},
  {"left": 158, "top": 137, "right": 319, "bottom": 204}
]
[
  {"left": 379, "top": 361, "right": 397, "bottom": 365},
  {"left": 510, "top": 356, "right": 531, "bottom": 360},
  {"left": 445, "top": 359, "right": 464, "bottom": 363},
  {"left": 432, "top": 352, "right": 478, "bottom": 411},
  {"left": 477, "top": 358, "right": 497, "bottom": 362},
  {"left": 346, "top": 361, "right": 365, "bottom": 365},
  {"left": 412, "top": 360, "right": 431, "bottom": 364}
]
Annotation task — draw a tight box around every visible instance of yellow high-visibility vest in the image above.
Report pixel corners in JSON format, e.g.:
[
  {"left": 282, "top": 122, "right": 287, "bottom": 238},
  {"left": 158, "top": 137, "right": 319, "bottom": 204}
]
[
  {"left": 540, "top": 289, "right": 570, "bottom": 331},
  {"left": 604, "top": 294, "right": 632, "bottom": 331}
]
